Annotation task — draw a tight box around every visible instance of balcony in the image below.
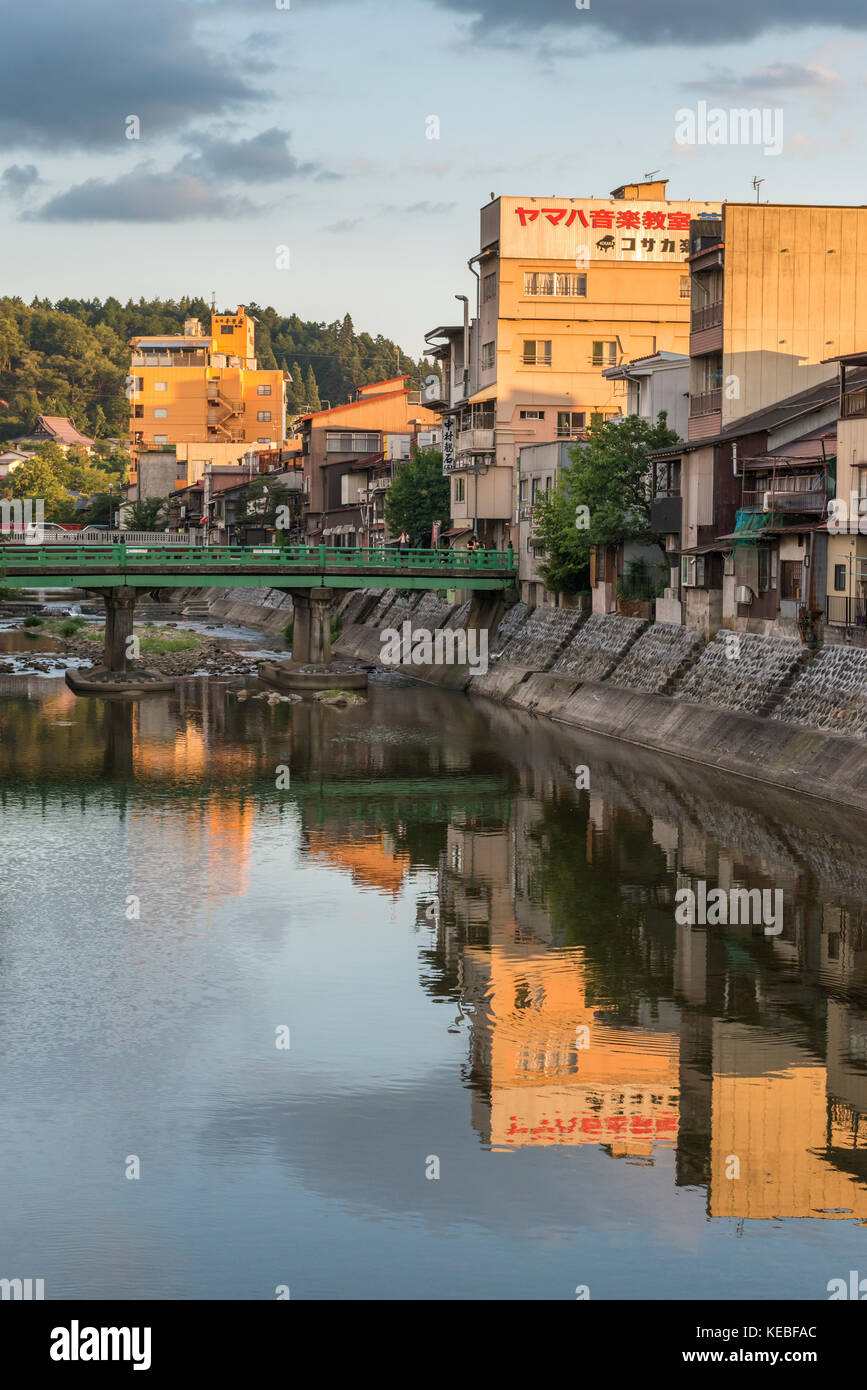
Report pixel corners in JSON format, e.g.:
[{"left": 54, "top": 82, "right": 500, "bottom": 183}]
[
  {"left": 691, "top": 302, "right": 723, "bottom": 332},
  {"left": 742, "top": 487, "right": 827, "bottom": 514},
  {"left": 691, "top": 388, "right": 722, "bottom": 416},
  {"left": 843, "top": 387, "right": 867, "bottom": 419},
  {"left": 651, "top": 495, "right": 682, "bottom": 533},
  {"left": 457, "top": 428, "right": 495, "bottom": 452}
]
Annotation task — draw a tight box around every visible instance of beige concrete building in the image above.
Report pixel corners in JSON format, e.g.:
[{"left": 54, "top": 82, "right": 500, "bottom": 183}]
[{"left": 426, "top": 179, "right": 720, "bottom": 549}]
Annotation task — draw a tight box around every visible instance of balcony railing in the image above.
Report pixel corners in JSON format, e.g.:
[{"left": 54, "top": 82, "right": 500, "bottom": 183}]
[
  {"left": 742, "top": 486, "right": 827, "bottom": 513},
  {"left": 690, "top": 302, "right": 723, "bottom": 332},
  {"left": 457, "top": 428, "right": 494, "bottom": 452},
  {"left": 131, "top": 352, "right": 208, "bottom": 368},
  {"left": 843, "top": 387, "right": 867, "bottom": 418},
  {"left": 827, "top": 594, "right": 867, "bottom": 627},
  {"left": 691, "top": 388, "right": 722, "bottom": 416}
]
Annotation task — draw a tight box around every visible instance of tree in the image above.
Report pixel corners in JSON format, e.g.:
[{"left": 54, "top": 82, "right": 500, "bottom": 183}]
[
  {"left": 2, "top": 455, "right": 73, "bottom": 520},
  {"left": 124, "top": 497, "right": 167, "bottom": 530},
  {"left": 304, "top": 364, "right": 322, "bottom": 412},
  {"left": 286, "top": 361, "right": 306, "bottom": 416},
  {"left": 383, "top": 448, "right": 450, "bottom": 546},
  {"left": 531, "top": 412, "right": 680, "bottom": 594}
]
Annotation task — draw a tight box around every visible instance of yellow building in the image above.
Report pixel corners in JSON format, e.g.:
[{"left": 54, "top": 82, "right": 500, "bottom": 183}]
[
  {"left": 425, "top": 179, "right": 720, "bottom": 547},
  {"left": 128, "top": 307, "right": 287, "bottom": 478}
]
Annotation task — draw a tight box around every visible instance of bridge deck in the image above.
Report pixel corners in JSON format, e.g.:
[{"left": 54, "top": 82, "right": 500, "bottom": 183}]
[{"left": 0, "top": 544, "right": 517, "bottom": 591}]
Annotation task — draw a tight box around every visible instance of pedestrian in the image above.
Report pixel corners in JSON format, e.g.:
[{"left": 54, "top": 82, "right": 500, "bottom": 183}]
[
  {"left": 399, "top": 530, "right": 410, "bottom": 555},
  {"left": 506, "top": 537, "right": 514, "bottom": 566}
]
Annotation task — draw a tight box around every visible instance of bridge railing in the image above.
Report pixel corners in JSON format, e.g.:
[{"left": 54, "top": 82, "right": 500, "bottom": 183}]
[{"left": 0, "top": 543, "right": 517, "bottom": 572}]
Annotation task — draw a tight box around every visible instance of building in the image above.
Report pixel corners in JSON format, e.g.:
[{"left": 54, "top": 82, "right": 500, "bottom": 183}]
[
  {"left": 293, "top": 376, "right": 439, "bottom": 546},
  {"left": 425, "top": 180, "right": 720, "bottom": 549},
  {"left": 687, "top": 202, "right": 867, "bottom": 443},
  {"left": 128, "top": 307, "right": 287, "bottom": 476},
  {"left": 516, "top": 440, "right": 578, "bottom": 606},
  {"left": 0, "top": 448, "right": 34, "bottom": 480},
  {"left": 13, "top": 415, "right": 94, "bottom": 452},
  {"left": 603, "top": 349, "right": 690, "bottom": 438}
]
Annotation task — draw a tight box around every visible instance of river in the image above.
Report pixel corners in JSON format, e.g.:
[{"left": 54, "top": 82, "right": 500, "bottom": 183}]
[{"left": 1, "top": 638, "right": 867, "bottom": 1300}]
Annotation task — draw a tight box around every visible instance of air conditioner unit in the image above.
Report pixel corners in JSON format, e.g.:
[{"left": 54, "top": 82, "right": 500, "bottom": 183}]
[{"left": 735, "top": 585, "right": 753, "bottom": 604}]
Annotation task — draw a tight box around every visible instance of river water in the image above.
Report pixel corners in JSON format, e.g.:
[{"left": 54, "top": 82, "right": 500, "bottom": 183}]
[{"left": 1, "top": 652, "right": 867, "bottom": 1300}]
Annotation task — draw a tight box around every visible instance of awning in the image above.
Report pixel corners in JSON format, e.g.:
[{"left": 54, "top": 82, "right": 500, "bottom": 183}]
[{"left": 443, "top": 526, "right": 473, "bottom": 538}]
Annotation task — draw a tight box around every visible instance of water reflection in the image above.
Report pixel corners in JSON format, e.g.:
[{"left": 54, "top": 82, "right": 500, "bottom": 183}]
[{"left": 2, "top": 674, "right": 867, "bottom": 1296}]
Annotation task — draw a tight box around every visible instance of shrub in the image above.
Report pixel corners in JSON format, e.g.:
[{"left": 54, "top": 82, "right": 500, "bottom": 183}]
[{"left": 23, "top": 615, "right": 43, "bottom": 627}]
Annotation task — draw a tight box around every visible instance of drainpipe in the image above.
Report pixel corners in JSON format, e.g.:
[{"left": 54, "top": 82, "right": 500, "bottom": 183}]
[{"left": 455, "top": 295, "right": 469, "bottom": 397}]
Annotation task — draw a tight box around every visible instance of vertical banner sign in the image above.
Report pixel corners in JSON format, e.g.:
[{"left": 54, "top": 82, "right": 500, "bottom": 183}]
[{"left": 442, "top": 416, "right": 456, "bottom": 475}]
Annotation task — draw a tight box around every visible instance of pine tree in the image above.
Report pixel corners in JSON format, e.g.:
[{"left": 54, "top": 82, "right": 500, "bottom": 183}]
[
  {"left": 286, "top": 362, "right": 305, "bottom": 415},
  {"left": 304, "top": 364, "right": 322, "bottom": 412}
]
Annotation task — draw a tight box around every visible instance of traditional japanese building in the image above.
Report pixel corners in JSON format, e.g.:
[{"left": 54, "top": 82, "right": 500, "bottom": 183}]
[{"left": 425, "top": 179, "right": 720, "bottom": 552}]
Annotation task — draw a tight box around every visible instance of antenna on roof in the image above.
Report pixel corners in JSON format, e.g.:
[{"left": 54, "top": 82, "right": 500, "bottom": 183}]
[
  {"left": 210, "top": 290, "right": 216, "bottom": 313},
  {"left": 752, "top": 176, "right": 765, "bottom": 203},
  {"left": 644, "top": 169, "right": 660, "bottom": 181}
]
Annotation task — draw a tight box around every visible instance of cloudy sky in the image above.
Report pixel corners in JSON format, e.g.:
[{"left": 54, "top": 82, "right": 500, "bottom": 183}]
[{"left": 2, "top": 0, "right": 867, "bottom": 351}]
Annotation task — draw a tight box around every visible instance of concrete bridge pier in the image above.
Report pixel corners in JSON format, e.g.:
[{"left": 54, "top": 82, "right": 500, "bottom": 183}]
[
  {"left": 258, "top": 587, "right": 367, "bottom": 694},
  {"left": 65, "top": 585, "right": 176, "bottom": 695},
  {"left": 102, "top": 586, "right": 138, "bottom": 673},
  {"left": 289, "top": 589, "right": 332, "bottom": 666}
]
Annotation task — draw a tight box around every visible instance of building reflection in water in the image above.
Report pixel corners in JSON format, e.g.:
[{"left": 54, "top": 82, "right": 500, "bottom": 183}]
[{"left": 4, "top": 678, "right": 867, "bottom": 1225}]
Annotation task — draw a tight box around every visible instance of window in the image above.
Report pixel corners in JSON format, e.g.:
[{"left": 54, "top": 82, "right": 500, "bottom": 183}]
[
  {"left": 523, "top": 340, "right": 552, "bottom": 366},
  {"left": 724, "top": 551, "right": 735, "bottom": 577},
  {"left": 519, "top": 477, "right": 529, "bottom": 504},
  {"left": 221, "top": 323, "right": 235, "bottom": 334},
  {"left": 454, "top": 477, "right": 465, "bottom": 502},
  {"left": 531, "top": 477, "right": 539, "bottom": 503},
  {"left": 590, "top": 411, "right": 604, "bottom": 427},
  {"left": 757, "top": 547, "right": 778, "bottom": 593},
  {"left": 680, "top": 275, "right": 691, "bottom": 299},
  {"left": 133, "top": 404, "right": 143, "bottom": 418},
  {"left": 257, "top": 410, "right": 272, "bottom": 422},
  {"left": 153, "top": 434, "right": 168, "bottom": 446},
  {"left": 326, "top": 431, "right": 381, "bottom": 453},
  {"left": 681, "top": 555, "right": 706, "bottom": 587},
  {"left": 524, "top": 272, "right": 586, "bottom": 297},
  {"left": 154, "top": 408, "right": 167, "bottom": 419},
  {"left": 780, "top": 560, "right": 803, "bottom": 601},
  {"left": 257, "top": 437, "right": 269, "bottom": 444},
  {"left": 257, "top": 384, "right": 272, "bottom": 396},
  {"left": 130, "top": 376, "right": 143, "bottom": 393},
  {"left": 557, "top": 411, "right": 586, "bottom": 437},
  {"left": 520, "top": 409, "right": 545, "bottom": 420},
  {"left": 481, "top": 341, "right": 495, "bottom": 369},
  {"left": 835, "top": 564, "right": 847, "bottom": 591},
  {"left": 483, "top": 272, "right": 497, "bottom": 302},
  {"left": 591, "top": 341, "right": 617, "bottom": 367},
  {"left": 154, "top": 381, "right": 167, "bottom": 392}
]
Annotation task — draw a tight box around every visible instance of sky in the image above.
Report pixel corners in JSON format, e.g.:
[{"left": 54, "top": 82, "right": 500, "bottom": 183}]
[{"left": 2, "top": 0, "right": 867, "bottom": 354}]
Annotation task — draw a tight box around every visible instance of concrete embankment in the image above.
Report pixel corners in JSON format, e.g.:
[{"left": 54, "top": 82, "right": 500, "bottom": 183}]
[{"left": 190, "top": 584, "right": 867, "bottom": 809}]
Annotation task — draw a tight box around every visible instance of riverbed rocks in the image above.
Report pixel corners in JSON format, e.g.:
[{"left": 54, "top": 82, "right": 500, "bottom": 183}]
[
  {"left": 553, "top": 613, "right": 648, "bottom": 683},
  {"left": 773, "top": 644, "right": 867, "bottom": 736}
]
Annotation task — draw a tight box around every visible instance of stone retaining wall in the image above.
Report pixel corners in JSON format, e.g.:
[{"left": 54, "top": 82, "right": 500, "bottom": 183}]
[
  {"left": 675, "top": 631, "right": 808, "bottom": 716},
  {"left": 553, "top": 613, "right": 648, "bottom": 683},
  {"left": 773, "top": 645, "right": 867, "bottom": 737},
  {"left": 608, "top": 622, "right": 705, "bottom": 695}
]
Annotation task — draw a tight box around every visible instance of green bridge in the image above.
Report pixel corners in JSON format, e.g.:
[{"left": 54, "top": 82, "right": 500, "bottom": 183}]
[
  {"left": 0, "top": 543, "right": 515, "bottom": 590},
  {"left": 0, "top": 543, "right": 516, "bottom": 676}
]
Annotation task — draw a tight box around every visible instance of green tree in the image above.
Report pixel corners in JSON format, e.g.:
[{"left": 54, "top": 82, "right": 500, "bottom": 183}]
[
  {"left": 303, "top": 364, "right": 322, "bottom": 412},
  {"left": 124, "top": 497, "right": 167, "bottom": 530},
  {"left": 286, "top": 361, "right": 306, "bottom": 416},
  {"left": 383, "top": 448, "right": 449, "bottom": 546},
  {"left": 532, "top": 412, "right": 680, "bottom": 594},
  {"left": 3, "top": 455, "right": 73, "bottom": 519}
]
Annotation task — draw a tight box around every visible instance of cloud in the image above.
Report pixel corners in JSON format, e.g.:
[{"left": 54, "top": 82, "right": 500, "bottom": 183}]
[
  {"left": 0, "top": 0, "right": 260, "bottom": 150},
  {"left": 683, "top": 62, "right": 843, "bottom": 94},
  {"left": 391, "top": 201, "right": 457, "bottom": 216},
  {"left": 26, "top": 167, "right": 254, "bottom": 222},
  {"left": 179, "top": 127, "right": 340, "bottom": 184},
  {"left": 430, "top": 0, "right": 867, "bottom": 46},
  {"left": 0, "top": 164, "right": 42, "bottom": 198},
  {"left": 322, "top": 218, "right": 363, "bottom": 234}
]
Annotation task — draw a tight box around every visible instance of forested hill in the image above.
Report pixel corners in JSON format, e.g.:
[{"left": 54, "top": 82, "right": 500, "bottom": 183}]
[{"left": 0, "top": 296, "right": 435, "bottom": 443}]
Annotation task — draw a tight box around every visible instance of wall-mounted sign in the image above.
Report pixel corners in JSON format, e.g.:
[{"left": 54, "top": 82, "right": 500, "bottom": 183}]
[{"left": 442, "top": 415, "right": 456, "bottom": 475}]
